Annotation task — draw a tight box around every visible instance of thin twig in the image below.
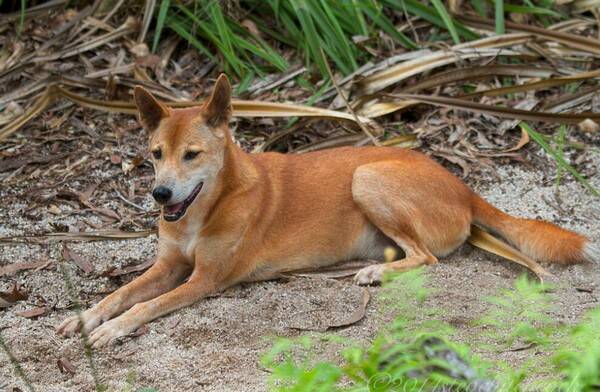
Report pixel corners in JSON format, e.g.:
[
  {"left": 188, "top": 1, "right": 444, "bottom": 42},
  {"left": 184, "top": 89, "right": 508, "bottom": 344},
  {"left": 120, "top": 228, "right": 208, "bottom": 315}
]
[
  {"left": 319, "top": 47, "right": 380, "bottom": 146},
  {"left": 115, "top": 190, "right": 150, "bottom": 212},
  {"left": 57, "top": 243, "right": 104, "bottom": 391},
  {"left": 0, "top": 332, "right": 36, "bottom": 392}
]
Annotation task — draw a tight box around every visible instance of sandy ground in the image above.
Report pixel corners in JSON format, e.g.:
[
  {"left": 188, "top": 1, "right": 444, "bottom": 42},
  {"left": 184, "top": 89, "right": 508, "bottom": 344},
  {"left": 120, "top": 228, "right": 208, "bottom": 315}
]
[{"left": 1, "top": 155, "right": 599, "bottom": 391}]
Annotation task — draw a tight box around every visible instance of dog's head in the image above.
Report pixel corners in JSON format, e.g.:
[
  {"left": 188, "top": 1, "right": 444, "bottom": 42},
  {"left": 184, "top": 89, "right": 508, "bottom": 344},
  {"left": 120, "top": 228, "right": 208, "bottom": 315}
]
[{"left": 134, "top": 74, "right": 232, "bottom": 222}]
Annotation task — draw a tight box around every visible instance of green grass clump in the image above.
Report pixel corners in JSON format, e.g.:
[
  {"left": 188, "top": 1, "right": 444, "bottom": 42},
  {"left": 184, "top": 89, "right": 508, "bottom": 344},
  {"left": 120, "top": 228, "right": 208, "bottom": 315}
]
[
  {"left": 263, "top": 270, "right": 600, "bottom": 391},
  {"left": 520, "top": 123, "right": 600, "bottom": 197},
  {"left": 156, "top": 0, "right": 289, "bottom": 83},
  {"left": 553, "top": 308, "right": 600, "bottom": 391},
  {"left": 151, "top": 1, "right": 482, "bottom": 84},
  {"left": 262, "top": 269, "right": 489, "bottom": 391},
  {"left": 477, "top": 275, "right": 556, "bottom": 348}
]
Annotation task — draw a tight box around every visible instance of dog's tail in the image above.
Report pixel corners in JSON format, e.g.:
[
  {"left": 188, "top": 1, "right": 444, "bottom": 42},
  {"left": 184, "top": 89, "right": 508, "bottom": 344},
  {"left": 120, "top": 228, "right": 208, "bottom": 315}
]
[{"left": 471, "top": 194, "right": 598, "bottom": 264}]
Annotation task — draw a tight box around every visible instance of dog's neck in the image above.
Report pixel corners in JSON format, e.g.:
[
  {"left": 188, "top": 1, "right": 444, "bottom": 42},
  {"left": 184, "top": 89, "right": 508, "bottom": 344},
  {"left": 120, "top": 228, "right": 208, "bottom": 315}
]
[{"left": 219, "top": 134, "right": 260, "bottom": 196}]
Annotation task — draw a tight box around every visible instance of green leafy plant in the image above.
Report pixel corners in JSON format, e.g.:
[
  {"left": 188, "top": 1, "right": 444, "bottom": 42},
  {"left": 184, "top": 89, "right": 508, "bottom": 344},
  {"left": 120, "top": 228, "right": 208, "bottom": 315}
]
[
  {"left": 159, "top": 0, "right": 288, "bottom": 81},
  {"left": 263, "top": 269, "right": 600, "bottom": 391},
  {"left": 477, "top": 275, "right": 556, "bottom": 348},
  {"left": 262, "top": 269, "right": 490, "bottom": 391},
  {"left": 552, "top": 308, "right": 600, "bottom": 391},
  {"left": 151, "top": 1, "right": 485, "bottom": 83},
  {"left": 520, "top": 122, "right": 600, "bottom": 197}
]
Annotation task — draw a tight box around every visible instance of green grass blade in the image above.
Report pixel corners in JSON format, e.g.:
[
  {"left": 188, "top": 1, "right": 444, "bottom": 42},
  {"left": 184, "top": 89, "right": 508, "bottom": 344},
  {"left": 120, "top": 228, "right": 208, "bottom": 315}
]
[
  {"left": 231, "top": 34, "right": 288, "bottom": 71},
  {"left": 18, "top": 0, "right": 26, "bottom": 36},
  {"left": 175, "top": 3, "right": 243, "bottom": 77},
  {"left": 302, "top": 0, "right": 354, "bottom": 73},
  {"left": 389, "top": 0, "right": 478, "bottom": 40},
  {"left": 361, "top": 4, "right": 418, "bottom": 49},
  {"left": 152, "top": 0, "right": 171, "bottom": 53},
  {"left": 495, "top": 0, "right": 505, "bottom": 35},
  {"left": 207, "top": 2, "right": 241, "bottom": 75},
  {"left": 430, "top": 0, "right": 460, "bottom": 44},
  {"left": 289, "top": 0, "right": 330, "bottom": 77},
  {"left": 351, "top": 0, "right": 369, "bottom": 36},
  {"left": 470, "top": 0, "right": 487, "bottom": 16},
  {"left": 520, "top": 122, "right": 599, "bottom": 197},
  {"left": 554, "top": 124, "right": 566, "bottom": 186},
  {"left": 503, "top": 3, "right": 563, "bottom": 18},
  {"left": 166, "top": 18, "right": 216, "bottom": 62},
  {"left": 317, "top": 0, "right": 358, "bottom": 70}
]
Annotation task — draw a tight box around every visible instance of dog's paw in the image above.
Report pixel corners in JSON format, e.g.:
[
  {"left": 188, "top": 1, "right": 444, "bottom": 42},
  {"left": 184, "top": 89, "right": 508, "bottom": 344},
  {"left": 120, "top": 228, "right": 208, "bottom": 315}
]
[
  {"left": 89, "top": 316, "right": 136, "bottom": 348},
  {"left": 354, "top": 264, "right": 385, "bottom": 286},
  {"left": 56, "top": 309, "right": 103, "bottom": 337}
]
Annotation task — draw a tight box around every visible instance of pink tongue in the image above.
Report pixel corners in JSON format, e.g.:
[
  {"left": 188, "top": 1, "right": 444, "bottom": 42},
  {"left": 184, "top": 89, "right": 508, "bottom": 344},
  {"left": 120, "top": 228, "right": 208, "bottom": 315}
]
[{"left": 165, "top": 202, "right": 184, "bottom": 215}]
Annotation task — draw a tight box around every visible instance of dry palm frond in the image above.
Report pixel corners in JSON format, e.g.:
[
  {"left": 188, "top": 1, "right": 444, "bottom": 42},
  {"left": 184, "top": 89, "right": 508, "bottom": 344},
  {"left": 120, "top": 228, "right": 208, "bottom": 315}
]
[
  {"left": 392, "top": 94, "right": 600, "bottom": 124},
  {"left": 359, "top": 34, "right": 532, "bottom": 94},
  {"left": 457, "top": 14, "right": 600, "bottom": 55},
  {"left": 459, "top": 69, "right": 600, "bottom": 99},
  {"left": 402, "top": 65, "right": 556, "bottom": 94},
  {"left": 0, "top": 85, "right": 378, "bottom": 142},
  {"left": 0, "top": 229, "right": 157, "bottom": 243}
]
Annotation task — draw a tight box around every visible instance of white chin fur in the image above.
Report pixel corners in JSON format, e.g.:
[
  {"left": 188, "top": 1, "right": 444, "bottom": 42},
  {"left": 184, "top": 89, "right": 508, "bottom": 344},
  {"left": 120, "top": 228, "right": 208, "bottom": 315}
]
[{"left": 583, "top": 241, "right": 600, "bottom": 263}]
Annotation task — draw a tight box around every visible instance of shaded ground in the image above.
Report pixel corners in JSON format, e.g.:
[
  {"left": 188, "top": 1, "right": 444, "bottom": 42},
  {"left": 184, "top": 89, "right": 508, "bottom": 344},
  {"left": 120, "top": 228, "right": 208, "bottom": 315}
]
[{"left": 1, "top": 153, "right": 599, "bottom": 391}]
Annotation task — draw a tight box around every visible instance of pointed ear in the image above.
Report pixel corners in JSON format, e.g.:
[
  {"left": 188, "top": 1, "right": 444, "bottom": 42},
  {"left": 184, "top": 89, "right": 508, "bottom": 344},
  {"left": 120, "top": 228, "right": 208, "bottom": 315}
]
[
  {"left": 203, "top": 74, "right": 232, "bottom": 128},
  {"left": 134, "top": 86, "right": 170, "bottom": 133}
]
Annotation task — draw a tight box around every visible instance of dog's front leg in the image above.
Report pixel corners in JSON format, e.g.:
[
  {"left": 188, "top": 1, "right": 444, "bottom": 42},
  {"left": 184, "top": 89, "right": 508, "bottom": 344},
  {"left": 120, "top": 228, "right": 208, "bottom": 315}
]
[
  {"left": 87, "top": 266, "right": 216, "bottom": 347},
  {"left": 57, "top": 257, "right": 191, "bottom": 337}
]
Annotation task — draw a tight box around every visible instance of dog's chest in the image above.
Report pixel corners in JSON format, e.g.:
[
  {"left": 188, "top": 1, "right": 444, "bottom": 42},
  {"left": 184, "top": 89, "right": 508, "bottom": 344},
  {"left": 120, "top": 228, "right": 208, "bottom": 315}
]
[{"left": 159, "top": 225, "right": 202, "bottom": 262}]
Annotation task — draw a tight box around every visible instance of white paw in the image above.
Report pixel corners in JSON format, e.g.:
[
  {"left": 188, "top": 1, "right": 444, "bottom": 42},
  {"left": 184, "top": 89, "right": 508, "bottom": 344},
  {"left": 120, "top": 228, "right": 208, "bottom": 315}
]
[
  {"left": 56, "top": 309, "right": 103, "bottom": 337},
  {"left": 354, "top": 264, "right": 385, "bottom": 285},
  {"left": 88, "top": 317, "right": 131, "bottom": 348}
]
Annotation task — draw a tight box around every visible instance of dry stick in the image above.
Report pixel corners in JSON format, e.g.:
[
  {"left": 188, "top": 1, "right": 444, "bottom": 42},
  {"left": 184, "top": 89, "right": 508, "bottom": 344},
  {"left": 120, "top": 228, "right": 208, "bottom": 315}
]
[
  {"left": 0, "top": 333, "right": 35, "bottom": 392},
  {"left": 138, "top": 0, "right": 157, "bottom": 43},
  {"left": 57, "top": 244, "right": 103, "bottom": 391},
  {"left": 319, "top": 47, "right": 381, "bottom": 146}
]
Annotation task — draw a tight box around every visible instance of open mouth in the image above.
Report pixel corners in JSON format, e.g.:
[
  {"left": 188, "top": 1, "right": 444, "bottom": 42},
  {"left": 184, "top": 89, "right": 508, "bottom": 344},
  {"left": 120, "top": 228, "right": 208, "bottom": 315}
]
[{"left": 162, "top": 182, "right": 204, "bottom": 222}]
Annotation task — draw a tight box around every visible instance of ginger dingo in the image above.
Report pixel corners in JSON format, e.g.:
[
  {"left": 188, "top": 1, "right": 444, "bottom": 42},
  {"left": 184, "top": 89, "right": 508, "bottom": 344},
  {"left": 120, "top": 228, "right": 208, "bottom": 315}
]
[{"left": 58, "top": 74, "right": 599, "bottom": 347}]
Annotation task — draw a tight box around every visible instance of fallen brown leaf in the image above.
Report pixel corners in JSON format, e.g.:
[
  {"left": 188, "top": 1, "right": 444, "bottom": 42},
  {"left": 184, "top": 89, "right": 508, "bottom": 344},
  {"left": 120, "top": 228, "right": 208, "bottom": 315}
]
[
  {"left": 57, "top": 357, "right": 76, "bottom": 375},
  {"left": 0, "top": 283, "right": 28, "bottom": 308},
  {"left": 503, "top": 128, "right": 530, "bottom": 152},
  {"left": 17, "top": 306, "right": 48, "bottom": 318},
  {"left": 327, "top": 287, "right": 370, "bottom": 330},
  {"left": 104, "top": 258, "right": 155, "bottom": 277},
  {"left": 0, "top": 260, "right": 50, "bottom": 277},
  {"left": 62, "top": 244, "right": 94, "bottom": 274}
]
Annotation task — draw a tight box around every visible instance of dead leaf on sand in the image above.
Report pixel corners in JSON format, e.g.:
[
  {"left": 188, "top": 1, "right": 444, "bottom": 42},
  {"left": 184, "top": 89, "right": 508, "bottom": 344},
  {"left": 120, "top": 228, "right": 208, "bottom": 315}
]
[
  {"left": 62, "top": 244, "right": 94, "bottom": 274},
  {"left": 327, "top": 287, "right": 370, "bottom": 330},
  {"left": 0, "top": 260, "right": 51, "bottom": 277},
  {"left": 102, "top": 258, "right": 155, "bottom": 277},
  {"left": 17, "top": 306, "right": 48, "bottom": 318},
  {"left": 0, "top": 283, "right": 28, "bottom": 308},
  {"left": 57, "top": 357, "right": 76, "bottom": 375}
]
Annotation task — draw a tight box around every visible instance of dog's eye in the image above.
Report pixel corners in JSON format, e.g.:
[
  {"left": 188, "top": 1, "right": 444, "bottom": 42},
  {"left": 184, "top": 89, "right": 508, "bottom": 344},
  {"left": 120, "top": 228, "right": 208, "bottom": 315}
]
[
  {"left": 183, "top": 151, "right": 200, "bottom": 161},
  {"left": 152, "top": 149, "right": 162, "bottom": 160}
]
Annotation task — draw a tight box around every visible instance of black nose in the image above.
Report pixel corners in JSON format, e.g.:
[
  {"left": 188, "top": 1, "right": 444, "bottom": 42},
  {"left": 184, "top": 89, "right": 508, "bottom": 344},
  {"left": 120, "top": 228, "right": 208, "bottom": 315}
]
[{"left": 152, "top": 186, "right": 172, "bottom": 204}]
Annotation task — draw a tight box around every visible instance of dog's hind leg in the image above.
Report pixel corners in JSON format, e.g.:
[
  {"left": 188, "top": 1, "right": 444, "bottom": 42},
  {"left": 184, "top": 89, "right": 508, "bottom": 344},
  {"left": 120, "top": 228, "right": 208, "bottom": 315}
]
[
  {"left": 351, "top": 160, "right": 472, "bottom": 284},
  {"left": 353, "top": 234, "right": 437, "bottom": 285}
]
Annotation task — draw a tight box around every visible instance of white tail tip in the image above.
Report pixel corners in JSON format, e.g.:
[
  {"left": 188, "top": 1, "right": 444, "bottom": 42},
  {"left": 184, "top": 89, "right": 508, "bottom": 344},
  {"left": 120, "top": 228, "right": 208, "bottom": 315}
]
[{"left": 583, "top": 242, "right": 600, "bottom": 263}]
